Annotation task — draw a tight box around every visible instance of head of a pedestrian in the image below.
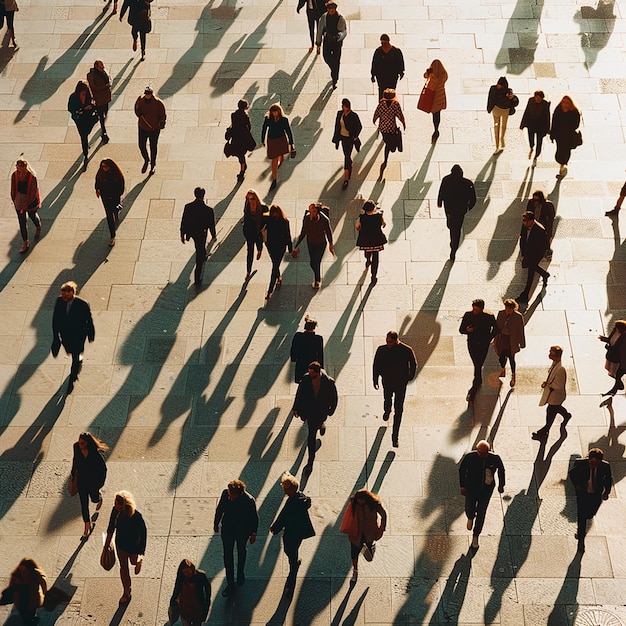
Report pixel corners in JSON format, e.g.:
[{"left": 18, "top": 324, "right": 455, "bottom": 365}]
[
  {"left": 560, "top": 95, "right": 577, "bottom": 113},
  {"left": 281, "top": 472, "right": 299, "bottom": 497},
  {"left": 269, "top": 103, "right": 283, "bottom": 121},
  {"left": 246, "top": 189, "right": 260, "bottom": 210},
  {"left": 114, "top": 490, "right": 136, "bottom": 517},
  {"left": 533, "top": 90, "right": 545, "bottom": 104},
  {"left": 451, "top": 164, "right": 463, "bottom": 179},
  {"left": 379, "top": 33, "right": 391, "bottom": 52},
  {"left": 269, "top": 204, "right": 287, "bottom": 222},
  {"left": 382, "top": 88, "right": 396, "bottom": 102},
  {"left": 227, "top": 479, "right": 246, "bottom": 501},
  {"left": 385, "top": 330, "right": 399, "bottom": 348},
  {"left": 531, "top": 190, "right": 546, "bottom": 207},
  {"left": 60, "top": 281, "right": 78, "bottom": 303},
  {"left": 476, "top": 440, "right": 490, "bottom": 458},
  {"left": 307, "top": 361, "right": 321, "bottom": 379},
  {"left": 74, "top": 80, "right": 91, "bottom": 103},
  {"left": 503, "top": 298, "right": 518, "bottom": 316},
  {"left": 308, "top": 203, "right": 321, "bottom": 219},
  {"left": 341, "top": 98, "right": 351, "bottom": 113},
  {"left": 237, "top": 99, "right": 249, "bottom": 111},
  {"left": 304, "top": 316, "right": 317, "bottom": 332},
  {"left": 353, "top": 489, "right": 381, "bottom": 510},
  {"left": 588, "top": 448, "right": 603, "bottom": 469},
  {"left": 362, "top": 200, "right": 377, "bottom": 214},
  {"left": 15, "top": 158, "right": 31, "bottom": 178},
  {"left": 615, "top": 320, "right": 626, "bottom": 335},
  {"left": 326, "top": 2, "right": 337, "bottom": 15},
  {"left": 521, "top": 211, "right": 535, "bottom": 229},
  {"left": 94, "top": 59, "right": 106, "bottom": 72},
  {"left": 194, "top": 187, "right": 205, "bottom": 200},
  {"left": 548, "top": 345, "right": 563, "bottom": 362},
  {"left": 144, "top": 86, "right": 154, "bottom": 99},
  {"left": 471, "top": 299, "right": 485, "bottom": 315},
  {"left": 496, "top": 76, "right": 508, "bottom": 90},
  {"left": 177, "top": 559, "right": 196, "bottom": 580}
]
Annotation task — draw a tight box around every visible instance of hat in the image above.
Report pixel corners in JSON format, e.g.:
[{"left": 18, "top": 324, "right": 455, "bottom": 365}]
[{"left": 144, "top": 86, "right": 154, "bottom": 94}]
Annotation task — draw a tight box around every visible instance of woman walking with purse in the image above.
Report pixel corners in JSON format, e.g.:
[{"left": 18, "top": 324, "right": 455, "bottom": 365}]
[
  {"left": 67, "top": 80, "right": 97, "bottom": 171},
  {"left": 71, "top": 432, "right": 108, "bottom": 539},
  {"left": 332, "top": 98, "right": 362, "bottom": 190},
  {"left": 487, "top": 76, "right": 518, "bottom": 152},
  {"left": 0, "top": 559, "right": 47, "bottom": 626},
  {"left": 242, "top": 189, "right": 268, "bottom": 281},
  {"left": 168, "top": 559, "right": 211, "bottom": 626},
  {"left": 1, "top": 0, "right": 18, "bottom": 47},
  {"left": 120, "top": 0, "right": 153, "bottom": 61},
  {"left": 227, "top": 99, "right": 255, "bottom": 183},
  {"left": 599, "top": 320, "right": 626, "bottom": 396},
  {"left": 355, "top": 200, "right": 386, "bottom": 284},
  {"left": 104, "top": 491, "right": 147, "bottom": 605},
  {"left": 95, "top": 159, "right": 125, "bottom": 247},
  {"left": 550, "top": 95, "right": 581, "bottom": 179},
  {"left": 263, "top": 204, "right": 292, "bottom": 300},
  {"left": 421, "top": 59, "right": 448, "bottom": 143},
  {"left": 373, "top": 88, "right": 405, "bottom": 179},
  {"left": 494, "top": 299, "right": 526, "bottom": 388},
  {"left": 261, "top": 103, "right": 295, "bottom": 191},
  {"left": 10, "top": 157, "right": 42, "bottom": 254}
]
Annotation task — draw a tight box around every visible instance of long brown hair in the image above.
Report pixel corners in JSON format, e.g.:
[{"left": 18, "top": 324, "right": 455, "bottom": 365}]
[
  {"left": 78, "top": 431, "right": 109, "bottom": 454},
  {"left": 96, "top": 159, "right": 125, "bottom": 186},
  {"left": 351, "top": 489, "right": 382, "bottom": 511},
  {"left": 74, "top": 80, "right": 92, "bottom": 100}
]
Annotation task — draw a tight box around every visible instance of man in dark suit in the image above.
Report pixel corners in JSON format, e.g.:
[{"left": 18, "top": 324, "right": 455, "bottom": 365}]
[
  {"left": 52, "top": 281, "right": 95, "bottom": 394},
  {"left": 517, "top": 210, "right": 549, "bottom": 302},
  {"left": 373, "top": 330, "right": 417, "bottom": 448},
  {"left": 370, "top": 34, "right": 405, "bottom": 101},
  {"left": 437, "top": 164, "right": 476, "bottom": 261},
  {"left": 569, "top": 448, "right": 612, "bottom": 553},
  {"left": 180, "top": 187, "right": 216, "bottom": 286}
]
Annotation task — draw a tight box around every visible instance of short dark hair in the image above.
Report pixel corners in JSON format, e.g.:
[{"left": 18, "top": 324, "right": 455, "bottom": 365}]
[
  {"left": 308, "top": 361, "right": 321, "bottom": 373},
  {"left": 380, "top": 34, "right": 390, "bottom": 42},
  {"left": 534, "top": 90, "right": 545, "bottom": 99},
  {"left": 194, "top": 187, "right": 205, "bottom": 199},
  {"left": 341, "top": 98, "right": 351, "bottom": 109},
  {"left": 386, "top": 330, "right": 398, "bottom": 341},
  {"left": 472, "top": 299, "right": 485, "bottom": 309},
  {"left": 588, "top": 448, "right": 604, "bottom": 461},
  {"left": 522, "top": 211, "right": 535, "bottom": 222},
  {"left": 237, "top": 99, "right": 248, "bottom": 110}
]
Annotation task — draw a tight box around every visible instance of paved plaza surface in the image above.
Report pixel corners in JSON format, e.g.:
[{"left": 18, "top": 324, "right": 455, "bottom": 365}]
[{"left": 2, "top": 0, "right": 626, "bottom": 624}]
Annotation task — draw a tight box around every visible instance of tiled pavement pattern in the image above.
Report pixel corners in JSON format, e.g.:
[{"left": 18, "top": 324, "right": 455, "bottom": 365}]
[{"left": 1, "top": 0, "right": 626, "bottom": 624}]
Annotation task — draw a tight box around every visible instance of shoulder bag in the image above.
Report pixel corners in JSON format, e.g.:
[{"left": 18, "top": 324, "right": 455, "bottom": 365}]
[{"left": 417, "top": 81, "right": 435, "bottom": 114}]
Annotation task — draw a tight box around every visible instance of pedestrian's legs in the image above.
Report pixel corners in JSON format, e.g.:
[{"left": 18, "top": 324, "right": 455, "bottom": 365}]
[
  {"left": 492, "top": 109, "right": 501, "bottom": 150},
  {"left": 103, "top": 200, "right": 117, "bottom": 239},
  {"left": 323, "top": 40, "right": 342, "bottom": 84},
  {"left": 535, "top": 133, "right": 544, "bottom": 158},
  {"left": 138, "top": 127, "right": 150, "bottom": 165},
  {"left": 499, "top": 108, "right": 509, "bottom": 144},
  {"left": 221, "top": 533, "right": 236, "bottom": 585},
  {"left": 28, "top": 211, "right": 41, "bottom": 231},
  {"left": 192, "top": 234, "right": 207, "bottom": 284},
  {"left": 370, "top": 251, "right": 379, "bottom": 278},
  {"left": 283, "top": 537, "right": 302, "bottom": 579},
  {"left": 267, "top": 245, "right": 285, "bottom": 294},
  {"left": 540, "top": 404, "right": 559, "bottom": 434},
  {"left": 139, "top": 30, "right": 146, "bottom": 55},
  {"left": 446, "top": 213, "right": 464, "bottom": 257},
  {"left": 148, "top": 129, "right": 160, "bottom": 168},
  {"left": 131, "top": 26, "right": 139, "bottom": 47},
  {"left": 555, "top": 142, "right": 572, "bottom": 166},
  {"left": 235, "top": 534, "right": 248, "bottom": 582},
  {"left": 79, "top": 128, "right": 89, "bottom": 158},
  {"left": 245, "top": 236, "right": 256, "bottom": 274},
  {"left": 97, "top": 103, "right": 109, "bottom": 138},
  {"left": 78, "top": 486, "right": 91, "bottom": 523},
  {"left": 383, "top": 143, "right": 391, "bottom": 165},
  {"left": 16, "top": 210, "right": 28, "bottom": 241},
  {"left": 70, "top": 352, "right": 83, "bottom": 382},
  {"left": 464, "top": 492, "right": 478, "bottom": 523},
  {"left": 473, "top": 488, "right": 494, "bottom": 536},
  {"left": 468, "top": 343, "right": 489, "bottom": 393},
  {"left": 432, "top": 110, "right": 441, "bottom": 132},
  {"left": 341, "top": 137, "right": 353, "bottom": 180},
  {"left": 391, "top": 386, "right": 406, "bottom": 441},
  {"left": 382, "top": 385, "right": 393, "bottom": 416},
  {"left": 306, "top": 11, "right": 316, "bottom": 48},
  {"left": 576, "top": 495, "right": 590, "bottom": 545},
  {"left": 307, "top": 241, "right": 326, "bottom": 283},
  {"left": 116, "top": 548, "right": 132, "bottom": 597},
  {"left": 527, "top": 128, "right": 535, "bottom": 151},
  {"left": 508, "top": 352, "right": 516, "bottom": 374},
  {"left": 306, "top": 421, "right": 319, "bottom": 467}
]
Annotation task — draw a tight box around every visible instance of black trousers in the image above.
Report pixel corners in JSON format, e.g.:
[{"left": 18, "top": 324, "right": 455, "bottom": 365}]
[
  {"left": 541, "top": 404, "right": 569, "bottom": 432},
  {"left": 191, "top": 233, "right": 207, "bottom": 283},
  {"left": 245, "top": 234, "right": 262, "bottom": 274},
  {"left": 576, "top": 492, "right": 602, "bottom": 542},
  {"left": 138, "top": 127, "right": 160, "bottom": 167},
  {"left": 527, "top": 129, "right": 544, "bottom": 157},
  {"left": 340, "top": 136, "right": 354, "bottom": 171},
  {"left": 16, "top": 209, "right": 41, "bottom": 241},
  {"left": 468, "top": 342, "right": 490, "bottom": 397},
  {"left": 307, "top": 241, "right": 326, "bottom": 282},
  {"left": 306, "top": 417, "right": 324, "bottom": 466},
  {"left": 322, "top": 39, "right": 342, "bottom": 83},
  {"left": 383, "top": 385, "right": 406, "bottom": 440},
  {"left": 283, "top": 536, "right": 303, "bottom": 575},
  {"left": 305, "top": 8, "right": 318, "bottom": 46},
  {"left": 364, "top": 251, "right": 379, "bottom": 278},
  {"left": 69, "top": 352, "right": 83, "bottom": 382},
  {"left": 465, "top": 485, "right": 495, "bottom": 536},
  {"left": 555, "top": 141, "right": 572, "bottom": 166},
  {"left": 445, "top": 212, "right": 465, "bottom": 254},
  {"left": 498, "top": 349, "right": 516, "bottom": 374},
  {"left": 521, "top": 262, "right": 549, "bottom": 297},
  {"left": 376, "top": 76, "right": 399, "bottom": 102},
  {"left": 78, "top": 483, "right": 101, "bottom": 522},
  {"left": 101, "top": 197, "right": 119, "bottom": 238},
  {"left": 267, "top": 243, "right": 287, "bottom": 293},
  {"left": 222, "top": 532, "right": 248, "bottom": 585},
  {"left": 131, "top": 27, "right": 147, "bottom": 53},
  {"left": 96, "top": 103, "right": 109, "bottom": 136}
]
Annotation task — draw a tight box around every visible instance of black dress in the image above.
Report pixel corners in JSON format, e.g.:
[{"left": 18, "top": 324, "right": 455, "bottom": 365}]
[{"left": 356, "top": 211, "right": 387, "bottom": 252}]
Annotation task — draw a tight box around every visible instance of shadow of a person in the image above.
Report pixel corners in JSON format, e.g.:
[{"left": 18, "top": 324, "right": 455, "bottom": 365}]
[
  {"left": 575, "top": 0, "right": 617, "bottom": 69},
  {"left": 429, "top": 553, "right": 472, "bottom": 625}
]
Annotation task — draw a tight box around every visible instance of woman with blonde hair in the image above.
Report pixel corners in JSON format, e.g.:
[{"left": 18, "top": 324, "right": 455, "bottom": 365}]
[
  {"left": 549, "top": 95, "right": 581, "bottom": 178},
  {"left": 242, "top": 189, "right": 268, "bottom": 280},
  {"left": 10, "top": 157, "right": 42, "bottom": 254},
  {"left": 423, "top": 59, "right": 448, "bottom": 143},
  {"left": 373, "top": 88, "right": 406, "bottom": 179},
  {"left": 261, "top": 103, "right": 295, "bottom": 191},
  {"left": 0, "top": 558, "right": 47, "bottom": 626},
  {"left": 104, "top": 490, "right": 147, "bottom": 604},
  {"left": 494, "top": 299, "right": 526, "bottom": 387}
]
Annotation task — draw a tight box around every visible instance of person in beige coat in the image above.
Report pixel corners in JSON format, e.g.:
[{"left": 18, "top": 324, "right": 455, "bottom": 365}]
[
  {"left": 494, "top": 299, "right": 525, "bottom": 387},
  {"left": 532, "top": 345, "right": 571, "bottom": 439},
  {"left": 423, "top": 59, "right": 448, "bottom": 143}
]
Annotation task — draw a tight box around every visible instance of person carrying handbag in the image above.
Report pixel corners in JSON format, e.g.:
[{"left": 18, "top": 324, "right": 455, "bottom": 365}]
[{"left": 418, "top": 59, "right": 448, "bottom": 143}]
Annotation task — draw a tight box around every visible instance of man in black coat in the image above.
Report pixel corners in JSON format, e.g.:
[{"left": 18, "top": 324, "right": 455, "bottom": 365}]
[
  {"left": 292, "top": 361, "right": 338, "bottom": 474},
  {"left": 213, "top": 479, "right": 258, "bottom": 597},
  {"left": 373, "top": 330, "right": 417, "bottom": 448},
  {"left": 371, "top": 34, "right": 405, "bottom": 101},
  {"left": 180, "top": 187, "right": 216, "bottom": 286},
  {"left": 437, "top": 164, "right": 476, "bottom": 261},
  {"left": 459, "top": 440, "right": 505, "bottom": 550},
  {"left": 517, "top": 210, "right": 549, "bottom": 302},
  {"left": 296, "top": 0, "right": 325, "bottom": 52},
  {"left": 52, "top": 281, "right": 95, "bottom": 394},
  {"left": 569, "top": 448, "right": 612, "bottom": 553}
]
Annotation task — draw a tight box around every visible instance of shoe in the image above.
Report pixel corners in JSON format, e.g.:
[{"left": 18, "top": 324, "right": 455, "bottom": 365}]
[
  {"left": 379, "top": 162, "right": 387, "bottom": 179},
  {"left": 256, "top": 250, "right": 262, "bottom": 260},
  {"left": 365, "top": 257, "right": 371, "bottom": 269},
  {"left": 132, "top": 39, "right": 137, "bottom": 52},
  {"left": 499, "top": 368, "right": 506, "bottom": 378},
  {"left": 605, "top": 209, "right": 620, "bottom": 217},
  {"left": 237, "top": 172, "right": 244, "bottom": 183},
  {"left": 465, "top": 389, "right": 473, "bottom": 402},
  {"left": 382, "top": 412, "right": 390, "bottom": 422},
  {"left": 449, "top": 250, "right": 456, "bottom": 262},
  {"left": 96, "top": 497, "right": 103, "bottom": 511},
  {"left": 149, "top": 167, "right": 155, "bottom": 176},
  {"left": 471, "top": 537, "right": 479, "bottom": 549},
  {"left": 270, "top": 179, "right": 277, "bottom": 191},
  {"left": 303, "top": 463, "right": 313, "bottom": 475},
  {"left": 141, "top": 159, "right": 149, "bottom": 174},
  {"left": 510, "top": 374, "right": 516, "bottom": 388},
  {"left": 83, "top": 158, "right": 88, "bottom": 172},
  {"left": 109, "top": 237, "right": 116, "bottom": 247},
  {"left": 342, "top": 180, "right": 349, "bottom": 190},
  {"left": 112, "top": 8, "right": 117, "bottom": 14},
  {"left": 102, "top": 134, "right": 110, "bottom": 145},
  {"left": 313, "top": 280, "right": 320, "bottom": 289},
  {"left": 350, "top": 569, "right": 358, "bottom": 584},
  {"left": 237, "top": 573, "right": 245, "bottom": 587},
  {"left": 221, "top": 586, "right": 234, "bottom": 598},
  {"left": 140, "top": 53, "right": 145, "bottom": 62},
  {"left": 602, "top": 388, "right": 617, "bottom": 397},
  {"left": 265, "top": 292, "right": 271, "bottom": 300},
  {"left": 431, "top": 130, "right": 440, "bottom": 144},
  {"left": 82, "top": 523, "right": 92, "bottom": 538},
  {"left": 528, "top": 148, "right": 533, "bottom": 159},
  {"left": 466, "top": 518, "right": 473, "bottom": 531},
  {"left": 119, "top": 595, "right": 131, "bottom": 604},
  {"left": 134, "top": 559, "right": 142, "bottom": 574},
  {"left": 35, "top": 226, "right": 42, "bottom": 239},
  {"left": 392, "top": 438, "right": 399, "bottom": 448},
  {"left": 276, "top": 276, "right": 282, "bottom": 287},
  {"left": 308, "top": 46, "right": 313, "bottom": 53},
  {"left": 332, "top": 82, "right": 337, "bottom": 90},
  {"left": 600, "top": 397, "right": 613, "bottom": 408},
  {"left": 319, "top": 423, "right": 326, "bottom": 436}
]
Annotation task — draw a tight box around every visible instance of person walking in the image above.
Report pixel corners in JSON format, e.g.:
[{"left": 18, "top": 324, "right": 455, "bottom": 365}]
[
  {"left": 296, "top": 0, "right": 325, "bottom": 53},
  {"left": 459, "top": 440, "right": 505, "bottom": 550},
  {"left": 263, "top": 204, "right": 292, "bottom": 300},
  {"left": 0, "top": 559, "right": 47, "bottom": 626},
  {"left": 168, "top": 560, "right": 210, "bottom": 626},
  {"left": 550, "top": 95, "right": 582, "bottom": 179},
  {"left": 104, "top": 491, "right": 147, "bottom": 605},
  {"left": 1, "top": 0, "right": 18, "bottom": 47},
  {"left": 532, "top": 345, "right": 572, "bottom": 439},
  {"left": 370, "top": 34, "right": 405, "bottom": 101},
  {"left": 520, "top": 90, "right": 550, "bottom": 166},
  {"left": 486, "top": 76, "right": 518, "bottom": 152},
  {"left": 226, "top": 99, "right": 256, "bottom": 183},
  {"left": 290, "top": 316, "right": 324, "bottom": 383},
  {"left": 373, "top": 331, "right": 417, "bottom": 447},
  {"left": 68, "top": 80, "right": 98, "bottom": 171},
  {"left": 119, "top": 0, "right": 153, "bottom": 61},
  {"left": 332, "top": 98, "right": 362, "bottom": 190},
  {"left": 180, "top": 187, "right": 216, "bottom": 287},
  {"left": 493, "top": 299, "right": 525, "bottom": 388},
  {"left": 261, "top": 103, "right": 294, "bottom": 191},
  {"left": 213, "top": 479, "right": 258, "bottom": 598},
  {"left": 86, "top": 59, "right": 112, "bottom": 144},
  {"left": 459, "top": 299, "right": 498, "bottom": 404},
  {"left": 95, "top": 158, "right": 125, "bottom": 247},
  {"left": 526, "top": 190, "right": 555, "bottom": 257},
  {"left": 315, "top": 1, "right": 347, "bottom": 89},
  {"left": 422, "top": 59, "right": 447, "bottom": 143},
  {"left": 356, "top": 200, "right": 387, "bottom": 284},
  {"left": 292, "top": 203, "right": 334, "bottom": 289},
  {"left": 51, "top": 281, "right": 95, "bottom": 395},
  {"left": 242, "top": 189, "right": 267, "bottom": 281},
  {"left": 373, "top": 88, "right": 406, "bottom": 179},
  {"left": 599, "top": 320, "right": 626, "bottom": 396},
  {"left": 11, "top": 157, "right": 42, "bottom": 254},
  {"left": 516, "top": 210, "right": 550, "bottom": 303},
  {"left": 437, "top": 164, "right": 476, "bottom": 261},
  {"left": 340, "top": 489, "right": 387, "bottom": 584},
  {"left": 569, "top": 449, "right": 612, "bottom": 553},
  {"left": 605, "top": 179, "right": 626, "bottom": 217},
  {"left": 292, "top": 361, "right": 338, "bottom": 474},
  {"left": 270, "top": 473, "right": 315, "bottom": 590},
  {"left": 71, "top": 432, "right": 108, "bottom": 539},
  {"left": 134, "top": 85, "right": 166, "bottom": 175}
]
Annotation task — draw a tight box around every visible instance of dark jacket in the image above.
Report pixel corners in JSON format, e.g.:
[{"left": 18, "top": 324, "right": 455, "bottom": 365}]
[
  {"left": 602, "top": 328, "right": 626, "bottom": 367},
  {"left": 550, "top": 106, "right": 581, "bottom": 147},
  {"left": 290, "top": 332, "right": 324, "bottom": 383},
  {"left": 459, "top": 451, "right": 505, "bottom": 494},
  {"left": 86, "top": 68, "right": 112, "bottom": 107},
  {"left": 332, "top": 110, "right": 362, "bottom": 146},
  {"left": 169, "top": 570, "right": 210, "bottom": 621},
  {"left": 569, "top": 458, "right": 612, "bottom": 498},
  {"left": 67, "top": 92, "right": 96, "bottom": 130},
  {"left": 487, "top": 85, "right": 518, "bottom": 113},
  {"left": 134, "top": 94, "right": 166, "bottom": 132},
  {"left": 71, "top": 443, "right": 107, "bottom": 490},
  {"left": 10, "top": 170, "right": 40, "bottom": 211},
  {"left": 261, "top": 116, "right": 294, "bottom": 144},
  {"left": 264, "top": 216, "right": 293, "bottom": 252},
  {"left": 297, "top": 0, "right": 325, "bottom": 18},
  {"left": 525, "top": 199, "right": 555, "bottom": 240},
  {"left": 459, "top": 310, "right": 498, "bottom": 347},
  {"left": 270, "top": 491, "right": 315, "bottom": 541},
  {"left": 295, "top": 212, "right": 333, "bottom": 247},
  {"left": 356, "top": 211, "right": 387, "bottom": 249},
  {"left": 120, "top": 0, "right": 153, "bottom": 31},
  {"left": 229, "top": 108, "right": 256, "bottom": 156},
  {"left": 373, "top": 341, "right": 417, "bottom": 389},
  {"left": 52, "top": 296, "right": 95, "bottom": 355},
  {"left": 95, "top": 171, "right": 124, "bottom": 204},
  {"left": 243, "top": 203, "right": 267, "bottom": 241},
  {"left": 437, "top": 171, "right": 476, "bottom": 217},
  {"left": 107, "top": 508, "right": 147, "bottom": 555},
  {"left": 370, "top": 45, "right": 405, "bottom": 82},
  {"left": 180, "top": 199, "right": 216, "bottom": 240},
  {"left": 520, "top": 97, "right": 550, "bottom": 134},
  {"left": 293, "top": 370, "right": 338, "bottom": 426},
  {"left": 519, "top": 221, "right": 549, "bottom": 267},
  {"left": 214, "top": 489, "right": 259, "bottom": 538}
]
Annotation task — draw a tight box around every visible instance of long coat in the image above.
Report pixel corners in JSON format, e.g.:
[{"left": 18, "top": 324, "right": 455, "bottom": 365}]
[
  {"left": 52, "top": 297, "right": 95, "bottom": 355},
  {"left": 493, "top": 310, "right": 526, "bottom": 356},
  {"left": 519, "top": 221, "right": 548, "bottom": 267},
  {"left": 539, "top": 360, "right": 567, "bottom": 406},
  {"left": 347, "top": 500, "right": 387, "bottom": 545}
]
